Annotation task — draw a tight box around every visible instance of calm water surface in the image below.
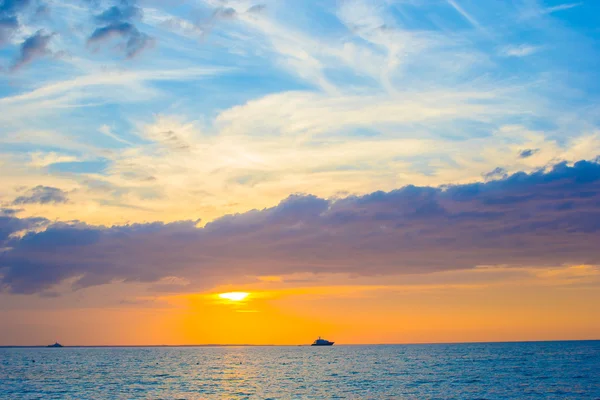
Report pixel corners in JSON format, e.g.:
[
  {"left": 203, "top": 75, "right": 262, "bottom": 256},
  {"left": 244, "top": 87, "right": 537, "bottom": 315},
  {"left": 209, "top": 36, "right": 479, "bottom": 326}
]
[{"left": 1, "top": 341, "right": 599, "bottom": 399}]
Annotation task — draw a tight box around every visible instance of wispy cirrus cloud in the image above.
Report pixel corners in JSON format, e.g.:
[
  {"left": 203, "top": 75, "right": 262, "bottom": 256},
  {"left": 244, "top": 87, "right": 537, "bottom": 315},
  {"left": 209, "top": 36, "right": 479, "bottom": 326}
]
[
  {"left": 501, "top": 44, "right": 541, "bottom": 57},
  {"left": 519, "top": 1, "right": 585, "bottom": 19},
  {"left": 544, "top": 2, "right": 583, "bottom": 14},
  {"left": 444, "top": 0, "right": 483, "bottom": 31},
  {"left": 0, "top": 66, "right": 230, "bottom": 123}
]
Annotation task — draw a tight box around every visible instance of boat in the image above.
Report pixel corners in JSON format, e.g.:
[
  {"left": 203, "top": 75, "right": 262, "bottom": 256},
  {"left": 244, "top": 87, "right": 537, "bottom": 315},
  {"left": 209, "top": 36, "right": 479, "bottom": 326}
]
[
  {"left": 47, "top": 342, "right": 63, "bottom": 348},
  {"left": 311, "top": 337, "right": 334, "bottom": 346}
]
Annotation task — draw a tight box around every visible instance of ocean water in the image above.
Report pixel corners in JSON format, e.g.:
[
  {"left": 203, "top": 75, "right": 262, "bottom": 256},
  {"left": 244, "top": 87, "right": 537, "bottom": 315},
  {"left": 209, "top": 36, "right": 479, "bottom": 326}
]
[{"left": 1, "top": 341, "right": 599, "bottom": 399}]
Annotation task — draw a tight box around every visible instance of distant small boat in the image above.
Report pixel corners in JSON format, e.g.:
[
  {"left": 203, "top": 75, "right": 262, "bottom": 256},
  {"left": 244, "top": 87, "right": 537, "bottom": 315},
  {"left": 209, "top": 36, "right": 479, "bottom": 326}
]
[
  {"left": 47, "top": 342, "right": 63, "bottom": 348},
  {"left": 311, "top": 337, "right": 334, "bottom": 346}
]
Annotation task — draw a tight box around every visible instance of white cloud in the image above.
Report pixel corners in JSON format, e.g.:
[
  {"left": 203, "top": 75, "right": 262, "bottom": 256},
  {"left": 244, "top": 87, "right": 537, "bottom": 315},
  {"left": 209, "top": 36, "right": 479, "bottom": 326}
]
[
  {"left": 99, "top": 125, "right": 135, "bottom": 146},
  {"left": 27, "top": 152, "right": 81, "bottom": 168},
  {"left": 445, "top": 0, "right": 484, "bottom": 31},
  {"left": 544, "top": 2, "right": 583, "bottom": 14},
  {"left": 0, "top": 67, "right": 229, "bottom": 109},
  {"left": 501, "top": 44, "right": 542, "bottom": 57}
]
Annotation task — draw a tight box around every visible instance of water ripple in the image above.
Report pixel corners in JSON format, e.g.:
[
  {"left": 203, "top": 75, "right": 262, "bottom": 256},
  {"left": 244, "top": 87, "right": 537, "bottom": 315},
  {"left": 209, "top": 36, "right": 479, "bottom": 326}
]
[{"left": 0, "top": 341, "right": 599, "bottom": 399}]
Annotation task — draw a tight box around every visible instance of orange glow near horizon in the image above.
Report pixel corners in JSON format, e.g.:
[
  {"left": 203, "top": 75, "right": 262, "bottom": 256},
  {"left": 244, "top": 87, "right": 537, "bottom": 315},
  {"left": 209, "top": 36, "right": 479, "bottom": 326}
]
[{"left": 0, "top": 265, "right": 599, "bottom": 346}]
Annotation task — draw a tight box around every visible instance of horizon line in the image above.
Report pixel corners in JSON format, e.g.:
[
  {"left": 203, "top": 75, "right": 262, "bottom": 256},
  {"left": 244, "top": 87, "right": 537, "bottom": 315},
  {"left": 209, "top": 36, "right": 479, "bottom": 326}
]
[{"left": 2, "top": 338, "right": 599, "bottom": 348}]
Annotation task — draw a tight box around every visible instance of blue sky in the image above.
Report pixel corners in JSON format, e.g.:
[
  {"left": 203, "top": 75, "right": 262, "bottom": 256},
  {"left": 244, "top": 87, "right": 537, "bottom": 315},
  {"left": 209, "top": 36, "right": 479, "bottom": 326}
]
[
  {"left": 1, "top": 0, "right": 600, "bottom": 272},
  {"left": 1, "top": 0, "right": 600, "bottom": 227}
]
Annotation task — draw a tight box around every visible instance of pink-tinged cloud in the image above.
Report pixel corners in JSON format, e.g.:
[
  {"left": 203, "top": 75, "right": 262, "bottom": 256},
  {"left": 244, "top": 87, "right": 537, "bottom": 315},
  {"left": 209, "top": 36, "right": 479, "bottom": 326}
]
[
  {"left": 86, "top": 0, "right": 153, "bottom": 59},
  {"left": 1, "top": 159, "right": 600, "bottom": 294},
  {"left": 10, "top": 30, "right": 55, "bottom": 71}
]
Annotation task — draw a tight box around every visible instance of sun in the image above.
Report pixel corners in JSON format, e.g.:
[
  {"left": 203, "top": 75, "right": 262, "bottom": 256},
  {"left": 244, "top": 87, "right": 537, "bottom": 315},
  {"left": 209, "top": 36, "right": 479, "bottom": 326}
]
[{"left": 218, "top": 292, "right": 250, "bottom": 301}]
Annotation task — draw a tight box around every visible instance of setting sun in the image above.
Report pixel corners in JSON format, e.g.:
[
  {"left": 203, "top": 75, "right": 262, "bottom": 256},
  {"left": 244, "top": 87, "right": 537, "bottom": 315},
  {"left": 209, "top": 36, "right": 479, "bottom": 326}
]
[{"left": 218, "top": 292, "right": 250, "bottom": 301}]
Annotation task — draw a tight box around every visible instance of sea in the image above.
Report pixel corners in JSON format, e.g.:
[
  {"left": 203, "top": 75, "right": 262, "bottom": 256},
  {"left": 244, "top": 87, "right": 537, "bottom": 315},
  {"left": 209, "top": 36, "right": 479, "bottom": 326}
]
[{"left": 1, "top": 341, "right": 599, "bottom": 399}]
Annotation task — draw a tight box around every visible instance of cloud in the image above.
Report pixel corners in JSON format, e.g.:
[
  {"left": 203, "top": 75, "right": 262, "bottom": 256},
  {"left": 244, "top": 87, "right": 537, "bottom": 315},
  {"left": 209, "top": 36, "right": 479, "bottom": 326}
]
[
  {"left": 1, "top": 159, "right": 600, "bottom": 294},
  {"left": 98, "top": 125, "right": 133, "bottom": 145},
  {"left": 141, "top": 116, "right": 194, "bottom": 151},
  {"left": 158, "top": 5, "right": 240, "bottom": 42},
  {"left": 11, "top": 30, "right": 54, "bottom": 71},
  {"left": 11, "top": 185, "right": 69, "bottom": 205},
  {"left": 27, "top": 152, "right": 81, "bottom": 167},
  {"left": 87, "top": 0, "right": 153, "bottom": 58},
  {"left": 246, "top": 4, "right": 266, "bottom": 14},
  {"left": 156, "top": 15, "right": 206, "bottom": 38},
  {"left": 214, "top": 7, "right": 236, "bottom": 20},
  {"left": 519, "top": 148, "right": 539, "bottom": 159},
  {"left": 544, "top": 2, "right": 583, "bottom": 14},
  {"left": 0, "top": 208, "right": 20, "bottom": 217},
  {"left": 445, "top": 0, "right": 483, "bottom": 31},
  {"left": 88, "top": 22, "right": 153, "bottom": 58},
  {"left": 501, "top": 44, "right": 541, "bottom": 57},
  {"left": 483, "top": 167, "right": 507, "bottom": 181},
  {"left": 0, "top": 0, "right": 30, "bottom": 45},
  {"left": 94, "top": 3, "right": 142, "bottom": 24},
  {"left": 0, "top": 213, "right": 46, "bottom": 243},
  {"left": 520, "top": 1, "right": 583, "bottom": 19}
]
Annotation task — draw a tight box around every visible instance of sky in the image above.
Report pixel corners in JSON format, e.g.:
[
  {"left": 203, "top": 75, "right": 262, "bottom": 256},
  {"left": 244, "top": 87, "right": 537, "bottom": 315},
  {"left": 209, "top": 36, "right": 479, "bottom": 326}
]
[{"left": 1, "top": 0, "right": 600, "bottom": 345}]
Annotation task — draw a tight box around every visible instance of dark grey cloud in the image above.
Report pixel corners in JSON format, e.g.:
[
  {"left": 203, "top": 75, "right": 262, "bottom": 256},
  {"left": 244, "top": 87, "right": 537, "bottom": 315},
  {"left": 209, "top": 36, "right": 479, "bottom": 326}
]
[
  {"left": 2, "top": 159, "right": 600, "bottom": 294},
  {"left": 0, "top": 0, "right": 30, "bottom": 45},
  {"left": 11, "top": 185, "right": 68, "bottom": 205},
  {"left": 87, "top": 0, "right": 153, "bottom": 58},
  {"left": 0, "top": 213, "right": 46, "bottom": 244},
  {"left": 483, "top": 167, "right": 508, "bottom": 181},
  {"left": 519, "top": 148, "right": 539, "bottom": 158},
  {"left": 10, "top": 29, "right": 53, "bottom": 70},
  {"left": 0, "top": 208, "right": 20, "bottom": 216}
]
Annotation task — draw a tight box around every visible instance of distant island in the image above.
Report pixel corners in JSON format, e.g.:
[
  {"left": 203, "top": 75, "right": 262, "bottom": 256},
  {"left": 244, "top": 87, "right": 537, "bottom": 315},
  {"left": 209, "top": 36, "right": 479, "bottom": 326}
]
[{"left": 47, "top": 342, "right": 63, "bottom": 348}]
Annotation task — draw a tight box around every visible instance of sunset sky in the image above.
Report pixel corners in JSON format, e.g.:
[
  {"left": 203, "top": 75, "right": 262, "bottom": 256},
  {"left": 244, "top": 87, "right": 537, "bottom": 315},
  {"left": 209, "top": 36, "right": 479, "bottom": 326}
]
[{"left": 1, "top": 0, "right": 600, "bottom": 345}]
